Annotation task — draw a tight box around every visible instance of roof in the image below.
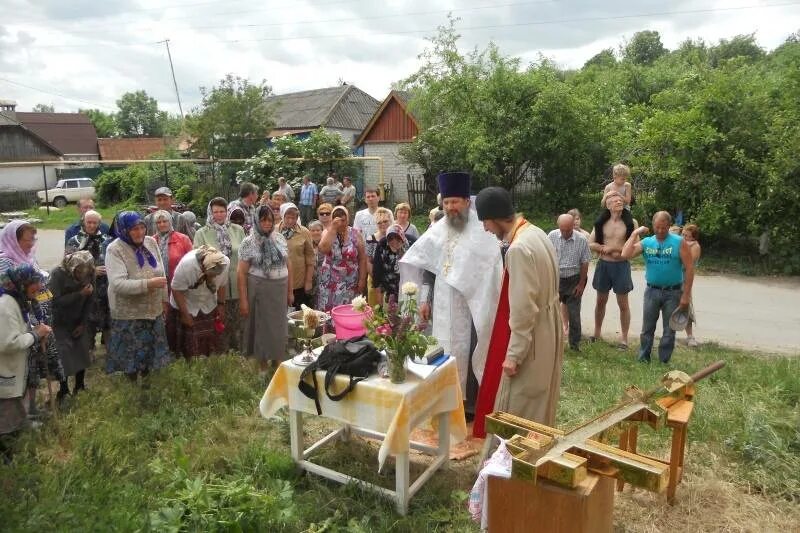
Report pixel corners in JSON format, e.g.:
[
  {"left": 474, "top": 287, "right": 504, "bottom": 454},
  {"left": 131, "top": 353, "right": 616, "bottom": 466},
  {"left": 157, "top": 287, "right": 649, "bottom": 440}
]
[
  {"left": 354, "top": 90, "right": 419, "bottom": 146},
  {"left": 0, "top": 111, "right": 18, "bottom": 126},
  {"left": 265, "top": 85, "right": 380, "bottom": 131},
  {"left": 15, "top": 112, "right": 98, "bottom": 155},
  {"left": 98, "top": 137, "right": 171, "bottom": 160}
]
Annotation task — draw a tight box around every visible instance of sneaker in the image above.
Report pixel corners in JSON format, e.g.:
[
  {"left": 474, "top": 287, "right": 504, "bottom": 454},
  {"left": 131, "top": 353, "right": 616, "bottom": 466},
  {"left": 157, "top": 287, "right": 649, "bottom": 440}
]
[{"left": 687, "top": 336, "right": 699, "bottom": 348}]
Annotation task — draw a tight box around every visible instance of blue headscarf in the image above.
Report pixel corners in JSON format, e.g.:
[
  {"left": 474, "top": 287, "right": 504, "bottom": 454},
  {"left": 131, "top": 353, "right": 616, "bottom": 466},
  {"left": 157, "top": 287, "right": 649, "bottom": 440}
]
[
  {"left": 0, "top": 263, "right": 44, "bottom": 323},
  {"left": 116, "top": 211, "right": 158, "bottom": 269}
]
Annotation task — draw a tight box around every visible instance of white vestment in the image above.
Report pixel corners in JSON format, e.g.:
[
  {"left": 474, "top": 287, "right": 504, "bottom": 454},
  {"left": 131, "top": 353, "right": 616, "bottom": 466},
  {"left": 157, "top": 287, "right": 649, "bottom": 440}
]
[{"left": 399, "top": 208, "right": 502, "bottom": 393}]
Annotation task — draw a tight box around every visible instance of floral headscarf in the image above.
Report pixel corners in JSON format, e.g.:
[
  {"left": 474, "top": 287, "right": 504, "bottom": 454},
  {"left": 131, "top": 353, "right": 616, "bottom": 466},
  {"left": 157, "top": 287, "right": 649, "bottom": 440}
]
[
  {"left": 0, "top": 220, "right": 37, "bottom": 267},
  {"left": 206, "top": 199, "right": 232, "bottom": 257},
  {"left": 116, "top": 211, "right": 157, "bottom": 269},
  {"left": 0, "top": 263, "right": 44, "bottom": 323},
  {"left": 190, "top": 245, "right": 227, "bottom": 291},
  {"left": 62, "top": 251, "right": 95, "bottom": 285},
  {"left": 249, "top": 205, "right": 287, "bottom": 272},
  {"left": 153, "top": 209, "right": 173, "bottom": 271}
]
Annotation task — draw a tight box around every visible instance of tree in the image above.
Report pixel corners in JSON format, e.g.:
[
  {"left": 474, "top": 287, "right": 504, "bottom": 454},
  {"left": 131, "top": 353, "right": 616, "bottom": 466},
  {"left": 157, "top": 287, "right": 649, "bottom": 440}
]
[
  {"left": 708, "top": 34, "right": 765, "bottom": 67},
  {"left": 583, "top": 48, "right": 616, "bottom": 69},
  {"left": 623, "top": 30, "right": 668, "bottom": 65},
  {"left": 80, "top": 109, "right": 119, "bottom": 137},
  {"left": 187, "top": 74, "right": 274, "bottom": 159},
  {"left": 32, "top": 103, "right": 54, "bottom": 112},
  {"left": 116, "top": 90, "right": 167, "bottom": 136}
]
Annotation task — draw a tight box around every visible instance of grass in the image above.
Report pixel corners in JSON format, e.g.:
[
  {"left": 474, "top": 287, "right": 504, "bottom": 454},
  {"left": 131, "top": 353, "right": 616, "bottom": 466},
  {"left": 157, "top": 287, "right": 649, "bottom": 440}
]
[
  {"left": 24, "top": 204, "right": 121, "bottom": 230},
  {"left": 2, "top": 342, "right": 798, "bottom": 532}
]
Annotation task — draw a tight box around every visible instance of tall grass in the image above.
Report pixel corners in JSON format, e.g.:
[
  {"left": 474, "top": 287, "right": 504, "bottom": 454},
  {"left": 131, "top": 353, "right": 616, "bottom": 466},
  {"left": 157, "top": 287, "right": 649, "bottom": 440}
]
[{"left": 2, "top": 345, "right": 797, "bottom": 531}]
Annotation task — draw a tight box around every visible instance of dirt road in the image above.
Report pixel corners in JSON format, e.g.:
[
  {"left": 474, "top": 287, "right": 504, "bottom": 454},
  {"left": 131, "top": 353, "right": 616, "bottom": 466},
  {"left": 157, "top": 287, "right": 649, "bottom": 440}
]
[{"left": 35, "top": 229, "right": 800, "bottom": 355}]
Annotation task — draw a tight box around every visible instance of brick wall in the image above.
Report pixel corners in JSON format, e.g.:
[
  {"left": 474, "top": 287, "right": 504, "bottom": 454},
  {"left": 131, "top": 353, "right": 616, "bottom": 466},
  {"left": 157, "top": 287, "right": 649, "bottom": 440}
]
[{"left": 362, "top": 142, "right": 421, "bottom": 204}]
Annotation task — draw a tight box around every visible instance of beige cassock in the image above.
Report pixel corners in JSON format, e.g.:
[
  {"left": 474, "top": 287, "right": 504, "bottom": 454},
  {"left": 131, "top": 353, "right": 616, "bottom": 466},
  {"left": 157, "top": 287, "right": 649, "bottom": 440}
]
[{"left": 494, "top": 223, "right": 564, "bottom": 426}]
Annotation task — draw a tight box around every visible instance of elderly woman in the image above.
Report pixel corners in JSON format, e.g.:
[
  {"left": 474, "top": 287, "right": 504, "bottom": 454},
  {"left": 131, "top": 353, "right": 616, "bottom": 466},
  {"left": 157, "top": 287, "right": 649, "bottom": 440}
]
[
  {"left": 365, "top": 207, "right": 394, "bottom": 306},
  {"left": 227, "top": 205, "right": 246, "bottom": 228},
  {"left": 0, "top": 221, "right": 65, "bottom": 411},
  {"left": 316, "top": 203, "right": 334, "bottom": 231},
  {"left": 153, "top": 209, "right": 193, "bottom": 286},
  {"left": 50, "top": 251, "right": 95, "bottom": 396},
  {"left": 372, "top": 224, "right": 416, "bottom": 304},
  {"left": 306, "top": 220, "right": 324, "bottom": 304},
  {"left": 238, "top": 206, "right": 292, "bottom": 374},
  {"left": 0, "top": 265, "right": 51, "bottom": 452},
  {"left": 169, "top": 246, "right": 230, "bottom": 359},
  {"left": 394, "top": 203, "right": 419, "bottom": 240},
  {"left": 278, "top": 203, "right": 314, "bottom": 308},
  {"left": 317, "top": 206, "right": 367, "bottom": 312},
  {"left": 193, "top": 198, "right": 246, "bottom": 352},
  {"left": 66, "top": 209, "right": 111, "bottom": 349},
  {"left": 105, "top": 211, "right": 171, "bottom": 381}
]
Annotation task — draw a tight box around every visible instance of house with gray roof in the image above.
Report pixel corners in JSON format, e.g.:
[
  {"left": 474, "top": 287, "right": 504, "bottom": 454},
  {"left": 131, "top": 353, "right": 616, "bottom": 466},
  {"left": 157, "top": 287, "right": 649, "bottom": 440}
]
[{"left": 266, "top": 84, "right": 380, "bottom": 148}]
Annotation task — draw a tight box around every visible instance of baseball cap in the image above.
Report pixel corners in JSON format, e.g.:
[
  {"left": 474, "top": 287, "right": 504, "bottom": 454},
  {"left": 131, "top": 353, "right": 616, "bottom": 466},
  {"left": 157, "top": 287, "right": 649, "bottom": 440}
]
[{"left": 154, "top": 186, "right": 173, "bottom": 197}]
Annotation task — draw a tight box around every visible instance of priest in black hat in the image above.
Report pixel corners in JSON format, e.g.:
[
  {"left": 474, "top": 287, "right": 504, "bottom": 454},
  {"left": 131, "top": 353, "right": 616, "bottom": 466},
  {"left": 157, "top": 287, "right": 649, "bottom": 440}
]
[
  {"left": 399, "top": 172, "right": 502, "bottom": 419},
  {"left": 472, "top": 186, "right": 564, "bottom": 438}
]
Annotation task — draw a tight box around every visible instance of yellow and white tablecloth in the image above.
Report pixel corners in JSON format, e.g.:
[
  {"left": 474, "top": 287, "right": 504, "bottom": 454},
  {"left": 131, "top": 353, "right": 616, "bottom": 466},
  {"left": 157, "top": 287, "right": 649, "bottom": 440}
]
[{"left": 260, "top": 357, "right": 467, "bottom": 470}]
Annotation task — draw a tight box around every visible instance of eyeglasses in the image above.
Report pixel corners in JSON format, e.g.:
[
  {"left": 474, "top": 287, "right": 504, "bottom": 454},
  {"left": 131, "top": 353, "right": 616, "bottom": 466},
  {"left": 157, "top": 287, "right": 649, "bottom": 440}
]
[{"left": 319, "top": 212, "right": 331, "bottom": 216}]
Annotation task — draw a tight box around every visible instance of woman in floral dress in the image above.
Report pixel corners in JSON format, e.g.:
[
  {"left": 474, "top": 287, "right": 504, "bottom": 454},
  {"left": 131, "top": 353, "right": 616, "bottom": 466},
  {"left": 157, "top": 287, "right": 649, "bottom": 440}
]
[{"left": 316, "top": 206, "right": 367, "bottom": 313}]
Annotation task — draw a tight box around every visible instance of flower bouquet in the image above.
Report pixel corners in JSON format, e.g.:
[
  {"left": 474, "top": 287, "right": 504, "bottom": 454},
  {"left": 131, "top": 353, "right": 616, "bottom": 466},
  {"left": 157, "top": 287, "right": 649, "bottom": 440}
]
[{"left": 364, "top": 282, "right": 436, "bottom": 383}]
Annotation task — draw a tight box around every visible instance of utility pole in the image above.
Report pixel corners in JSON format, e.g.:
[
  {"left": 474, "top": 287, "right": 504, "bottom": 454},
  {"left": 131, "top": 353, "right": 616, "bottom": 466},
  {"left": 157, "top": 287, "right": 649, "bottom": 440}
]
[{"left": 160, "top": 39, "right": 184, "bottom": 119}]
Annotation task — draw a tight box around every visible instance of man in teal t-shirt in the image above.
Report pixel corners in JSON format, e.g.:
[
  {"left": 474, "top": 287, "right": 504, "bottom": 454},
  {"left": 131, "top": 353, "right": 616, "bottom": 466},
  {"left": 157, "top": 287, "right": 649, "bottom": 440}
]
[{"left": 621, "top": 211, "right": 695, "bottom": 363}]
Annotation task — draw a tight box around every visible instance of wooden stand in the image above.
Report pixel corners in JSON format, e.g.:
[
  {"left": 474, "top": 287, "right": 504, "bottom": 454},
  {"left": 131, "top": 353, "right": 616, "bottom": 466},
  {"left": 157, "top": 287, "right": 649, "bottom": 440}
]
[{"left": 487, "top": 474, "right": 614, "bottom": 533}]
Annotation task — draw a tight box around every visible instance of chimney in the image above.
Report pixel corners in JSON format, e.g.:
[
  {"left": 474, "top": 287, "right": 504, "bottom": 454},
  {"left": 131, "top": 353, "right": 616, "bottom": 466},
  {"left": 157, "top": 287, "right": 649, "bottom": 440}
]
[{"left": 0, "top": 98, "right": 17, "bottom": 121}]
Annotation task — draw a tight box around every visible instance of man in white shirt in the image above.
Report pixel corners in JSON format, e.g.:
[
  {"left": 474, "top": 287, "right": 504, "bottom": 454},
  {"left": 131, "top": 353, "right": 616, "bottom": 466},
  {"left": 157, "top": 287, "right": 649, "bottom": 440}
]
[
  {"left": 341, "top": 176, "right": 357, "bottom": 214},
  {"left": 353, "top": 187, "right": 380, "bottom": 238},
  {"left": 276, "top": 177, "right": 294, "bottom": 202}
]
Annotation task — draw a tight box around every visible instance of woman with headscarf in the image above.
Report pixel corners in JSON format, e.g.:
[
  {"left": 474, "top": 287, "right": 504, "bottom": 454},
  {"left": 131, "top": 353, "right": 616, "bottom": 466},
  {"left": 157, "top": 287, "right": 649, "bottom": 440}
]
[
  {"left": 306, "top": 220, "right": 324, "bottom": 306},
  {"left": 278, "top": 202, "right": 314, "bottom": 308},
  {"left": 65, "top": 209, "right": 111, "bottom": 349},
  {"left": 169, "top": 246, "right": 230, "bottom": 359},
  {"left": 105, "top": 211, "right": 171, "bottom": 381},
  {"left": 0, "top": 221, "right": 65, "bottom": 411},
  {"left": 0, "top": 265, "right": 51, "bottom": 454},
  {"left": 193, "top": 197, "right": 246, "bottom": 352},
  {"left": 238, "top": 205, "right": 292, "bottom": 374},
  {"left": 371, "top": 224, "right": 416, "bottom": 304},
  {"left": 153, "top": 209, "right": 193, "bottom": 354},
  {"left": 49, "top": 251, "right": 95, "bottom": 396},
  {"left": 316, "top": 205, "right": 367, "bottom": 313},
  {"left": 227, "top": 205, "right": 246, "bottom": 229}
]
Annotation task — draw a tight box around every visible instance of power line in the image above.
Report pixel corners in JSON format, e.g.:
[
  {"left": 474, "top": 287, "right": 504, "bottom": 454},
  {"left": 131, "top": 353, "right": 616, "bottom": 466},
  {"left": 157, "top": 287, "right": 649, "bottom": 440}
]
[
  {"left": 0, "top": 77, "right": 116, "bottom": 111},
  {"left": 14, "top": 0, "right": 800, "bottom": 49}
]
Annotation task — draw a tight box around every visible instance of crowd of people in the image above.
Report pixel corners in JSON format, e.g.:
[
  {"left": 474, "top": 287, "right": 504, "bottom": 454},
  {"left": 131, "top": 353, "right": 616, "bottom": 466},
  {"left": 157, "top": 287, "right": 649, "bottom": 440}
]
[{"left": 0, "top": 166, "right": 702, "bottom": 460}]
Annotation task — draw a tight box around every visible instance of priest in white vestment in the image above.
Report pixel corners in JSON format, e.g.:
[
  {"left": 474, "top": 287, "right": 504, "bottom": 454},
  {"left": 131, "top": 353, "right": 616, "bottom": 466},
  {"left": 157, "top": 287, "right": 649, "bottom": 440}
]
[{"left": 399, "top": 172, "right": 502, "bottom": 417}]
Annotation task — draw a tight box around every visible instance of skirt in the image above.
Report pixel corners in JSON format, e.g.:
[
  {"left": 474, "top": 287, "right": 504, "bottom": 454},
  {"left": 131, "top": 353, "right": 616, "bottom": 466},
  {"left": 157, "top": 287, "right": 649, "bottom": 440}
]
[
  {"left": 106, "top": 316, "right": 172, "bottom": 375},
  {"left": 221, "top": 299, "right": 241, "bottom": 353},
  {"left": 0, "top": 397, "right": 26, "bottom": 435},
  {"left": 175, "top": 309, "right": 219, "bottom": 359},
  {"left": 242, "top": 274, "right": 288, "bottom": 361},
  {"left": 53, "top": 325, "right": 91, "bottom": 376}
]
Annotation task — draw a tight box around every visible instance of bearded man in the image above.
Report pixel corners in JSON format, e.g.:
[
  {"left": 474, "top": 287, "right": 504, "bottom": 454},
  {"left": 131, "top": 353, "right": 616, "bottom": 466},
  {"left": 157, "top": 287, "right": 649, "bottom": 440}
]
[
  {"left": 472, "top": 187, "right": 563, "bottom": 437},
  {"left": 399, "top": 172, "right": 502, "bottom": 419}
]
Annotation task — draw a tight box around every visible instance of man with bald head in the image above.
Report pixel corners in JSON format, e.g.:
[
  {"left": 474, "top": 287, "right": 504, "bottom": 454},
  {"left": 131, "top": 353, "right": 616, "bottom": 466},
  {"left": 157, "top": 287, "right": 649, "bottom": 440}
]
[
  {"left": 548, "top": 213, "right": 591, "bottom": 351},
  {"left": 621, "top": 210, "right": 695, "bottom": 363}
]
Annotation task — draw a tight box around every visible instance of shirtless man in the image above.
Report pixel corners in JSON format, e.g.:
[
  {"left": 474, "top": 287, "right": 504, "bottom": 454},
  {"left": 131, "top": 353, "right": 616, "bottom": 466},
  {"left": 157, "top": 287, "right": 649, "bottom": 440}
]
[{"left": 588, "top": 191, "right": 638, "bottom": 348}]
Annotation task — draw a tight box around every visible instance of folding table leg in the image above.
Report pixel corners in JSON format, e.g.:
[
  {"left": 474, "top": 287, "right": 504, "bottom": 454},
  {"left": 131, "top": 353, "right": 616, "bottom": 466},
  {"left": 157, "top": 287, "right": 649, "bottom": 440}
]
[
  {"left": 438, "top": 412, "right": 450, "bottom": 467},
  {"left": 395, "top": 452, "right": 410, "bottom": 515},
  {"left": 289, "top": 409, "right": 303, "bottom": 463}
]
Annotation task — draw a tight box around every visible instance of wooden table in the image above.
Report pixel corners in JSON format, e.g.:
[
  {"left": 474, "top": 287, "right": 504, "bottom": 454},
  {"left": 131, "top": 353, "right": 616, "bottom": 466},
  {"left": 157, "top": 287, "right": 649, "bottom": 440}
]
[{"left": 260, "top": 357, "right": 467, "bottom": 514}]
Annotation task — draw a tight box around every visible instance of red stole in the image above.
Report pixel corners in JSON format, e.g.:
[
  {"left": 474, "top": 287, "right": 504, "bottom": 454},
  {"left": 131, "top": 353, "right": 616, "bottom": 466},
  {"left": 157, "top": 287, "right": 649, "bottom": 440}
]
[{"left": 472, "top": 219, "right": 528, "bottom": 438}]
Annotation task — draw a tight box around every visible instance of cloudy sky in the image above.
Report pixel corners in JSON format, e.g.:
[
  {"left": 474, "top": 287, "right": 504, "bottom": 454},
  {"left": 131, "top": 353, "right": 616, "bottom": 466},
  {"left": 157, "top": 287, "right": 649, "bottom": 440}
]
[{"left": 1, "top": 0, "right": 798, "bottom": 114}]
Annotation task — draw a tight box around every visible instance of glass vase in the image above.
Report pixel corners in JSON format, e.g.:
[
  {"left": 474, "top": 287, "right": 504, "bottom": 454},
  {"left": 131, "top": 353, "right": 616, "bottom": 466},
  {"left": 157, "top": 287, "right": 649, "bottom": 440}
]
[{"left": 386, "top": 348, "right": 407, "bottom": 384}]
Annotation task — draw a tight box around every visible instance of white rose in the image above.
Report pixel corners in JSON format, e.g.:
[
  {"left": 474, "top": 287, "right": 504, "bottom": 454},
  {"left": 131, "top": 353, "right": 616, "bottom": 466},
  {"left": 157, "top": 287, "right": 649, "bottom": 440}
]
[
  {"left": 351, "top": 295, "right": 367, "bottom": 311},
  {"left": 402, "top": 282, "right": 418, "bottom": 296}
]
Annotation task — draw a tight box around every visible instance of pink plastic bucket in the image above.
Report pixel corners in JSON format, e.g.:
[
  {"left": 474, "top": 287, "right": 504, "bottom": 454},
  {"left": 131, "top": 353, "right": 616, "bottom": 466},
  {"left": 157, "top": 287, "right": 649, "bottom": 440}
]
[{"left": 331, "top": 304, "right": 371, "bottom": 340}]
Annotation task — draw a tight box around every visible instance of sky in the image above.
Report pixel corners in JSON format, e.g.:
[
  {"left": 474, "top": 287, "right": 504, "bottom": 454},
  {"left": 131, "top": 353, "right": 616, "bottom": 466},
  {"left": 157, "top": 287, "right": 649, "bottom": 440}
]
[{"left": 0, "top": 0, "right": 798, "bottom": 114}]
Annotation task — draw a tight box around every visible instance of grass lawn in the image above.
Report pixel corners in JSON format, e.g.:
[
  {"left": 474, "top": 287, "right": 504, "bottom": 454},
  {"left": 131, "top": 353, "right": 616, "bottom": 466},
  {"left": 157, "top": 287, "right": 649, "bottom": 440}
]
[
  {"left": 23, "top": 205, "right": 121, "bottom": 231},
  {"left": 2, "top": 342, "right": 798, "bottom": 532}
]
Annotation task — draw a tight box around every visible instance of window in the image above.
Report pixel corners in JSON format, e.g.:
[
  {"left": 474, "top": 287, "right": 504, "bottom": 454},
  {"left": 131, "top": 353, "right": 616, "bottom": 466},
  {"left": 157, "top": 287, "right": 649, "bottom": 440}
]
[
  {"left": 65, "top": 180, "right": 79, "bottom": 189},
  {"left": 79, "top": 179, "right": 94, "bottom": 187}
]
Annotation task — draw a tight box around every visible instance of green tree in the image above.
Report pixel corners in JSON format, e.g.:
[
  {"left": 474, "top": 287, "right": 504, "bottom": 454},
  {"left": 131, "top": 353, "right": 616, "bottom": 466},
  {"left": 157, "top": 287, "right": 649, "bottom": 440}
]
[
  {"left": 583, "top": 48, "right": 616, "bottom": 69},
  {"left": 31, "top": 103, "right": 54, "bottom": 112},
  {"left": 187, "top": 74, "right": 274, "bottom": 159},
  {"left": 116, "top": 90, "right": 167, "bottom": 136},
  {"left": 623, "top": 30, "right": 667, "bottom": 65},
  {"left": 708, "top": 34, "right": 765, "bottom": 67},
  {"left": 80, "top": 108, "right": 119, "bottom": 137}
]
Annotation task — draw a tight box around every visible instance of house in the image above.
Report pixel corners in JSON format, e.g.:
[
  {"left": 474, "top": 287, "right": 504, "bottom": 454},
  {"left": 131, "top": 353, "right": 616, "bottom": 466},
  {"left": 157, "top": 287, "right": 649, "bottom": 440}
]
[
  {"left": 98, "top": 137, "right": 173, "bottom": 160},
  {"left": 0, "top": 101, "right": 64, "bottom": 191},
  {"left": 266, "top": 84, "right": 380, "bottom": 147},
  {"left": 15, "top": 111, "right": 99, "bottom": 160},
  {"left": 355, "top": 90, "right": 422, "bottom": 203}
]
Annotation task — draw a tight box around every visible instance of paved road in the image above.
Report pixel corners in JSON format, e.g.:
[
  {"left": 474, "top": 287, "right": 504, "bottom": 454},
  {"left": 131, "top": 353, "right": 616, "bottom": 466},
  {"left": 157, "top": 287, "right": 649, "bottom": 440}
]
[{"left": 35, "top": 229, "right": 800, "bottom": 355}]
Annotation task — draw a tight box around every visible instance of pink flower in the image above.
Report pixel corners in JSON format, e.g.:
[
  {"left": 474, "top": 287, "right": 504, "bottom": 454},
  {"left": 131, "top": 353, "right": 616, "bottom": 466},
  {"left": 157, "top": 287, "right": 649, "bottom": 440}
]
[{"left": 376, "top": 324, "right": 393, "bottom": 336}]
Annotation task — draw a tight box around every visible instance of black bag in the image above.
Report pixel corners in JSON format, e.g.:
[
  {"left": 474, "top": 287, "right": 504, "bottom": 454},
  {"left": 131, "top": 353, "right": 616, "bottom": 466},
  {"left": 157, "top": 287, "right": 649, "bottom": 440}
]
[{"left": 298, "top": 336, "right": 381, "bottom": 415}]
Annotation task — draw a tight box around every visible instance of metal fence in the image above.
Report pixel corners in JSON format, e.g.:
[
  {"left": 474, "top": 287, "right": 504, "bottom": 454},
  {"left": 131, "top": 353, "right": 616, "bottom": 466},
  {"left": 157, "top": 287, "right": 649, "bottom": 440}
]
[{"left": 0, "top": 189, "right": 37, "bottom": 211}]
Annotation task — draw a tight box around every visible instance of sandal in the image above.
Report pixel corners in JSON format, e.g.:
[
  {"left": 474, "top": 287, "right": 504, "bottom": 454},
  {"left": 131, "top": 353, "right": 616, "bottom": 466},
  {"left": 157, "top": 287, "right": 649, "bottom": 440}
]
[{"left": 616, "top": 342, "right": 629, "bottom": 351}]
